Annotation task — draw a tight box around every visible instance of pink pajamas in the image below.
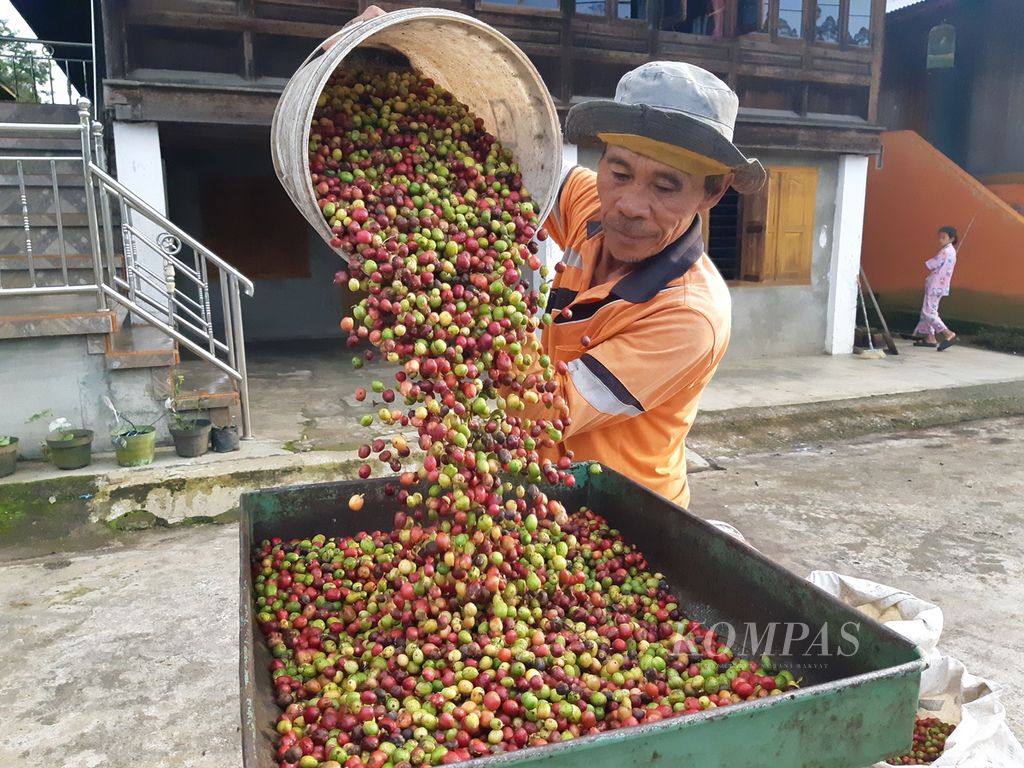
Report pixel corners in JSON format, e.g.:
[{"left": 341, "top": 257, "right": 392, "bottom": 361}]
[
  {"left": 914, "top": 290, "right": 949, "bottom": 336},
  {"left": 914, "top": 243, "right": 957, "bottom": 337}
]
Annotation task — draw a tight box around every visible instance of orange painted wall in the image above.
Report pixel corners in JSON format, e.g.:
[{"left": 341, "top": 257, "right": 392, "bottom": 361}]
[
  {"left": 987, "top": 184, "right": 1024, "bottom": 214},
  {"left": 862, "top": 132, "right": 1024, "bottom": 305}
]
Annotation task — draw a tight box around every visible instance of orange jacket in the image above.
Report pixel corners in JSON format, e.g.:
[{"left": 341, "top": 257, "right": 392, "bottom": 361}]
[{"left": 537, "top": 167, "right": 731, "bottom": 508}]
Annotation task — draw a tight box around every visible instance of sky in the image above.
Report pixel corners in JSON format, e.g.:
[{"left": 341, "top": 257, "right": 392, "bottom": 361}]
[
  {"left": 886, "top": 0, "right": 927, "bottom": 11},
  {"left": 0, "top": 0, "right": 79, "bottom": 104}
]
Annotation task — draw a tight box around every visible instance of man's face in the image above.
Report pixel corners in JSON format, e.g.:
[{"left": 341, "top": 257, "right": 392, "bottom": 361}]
[{"left": 596, "top": 145, "right": 725, "bottom": 263}]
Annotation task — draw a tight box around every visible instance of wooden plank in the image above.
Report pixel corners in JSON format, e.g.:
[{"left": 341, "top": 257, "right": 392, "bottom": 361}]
[
  {"left": 101, "top": 0, "right": 129, "bottom": 80},
  {"left": 572, "top": 18, "right": 650, "bottom": 40},
  {"left": 735, "top": 63, "right": 870, "bottom": 86},
  {"left": 501, "top": 28, "right": 561, "bottom": 46},
  {"left": 734, "top": 122, "right": 881, "bottom": 154},
  {"left": 105, "top": 80, "right": 283, "bottom": 126},
  {"left": 130, "top": 0, "right": 240, "bottom": 15},
  {"left": 255, "top": 0, "right": 360, "bottom": 9},
  {"left": 811, "top": 56, "right": 871, "bottom": 76},
  {"left": 126, "top": 7, "right": 342, "bottom": 40},
  {"left": 476, "top": 7, "right": 563, "bottom": 25},
  {"left": 570, "top": 31, "right": 649, "bottom": 54},
  {"left": 737, "top": 49, "right": 804, "bottom": 68},
  {"left": 804, "top": 44, "right": 874, "bottom": 62},
  {"left": 243, "top": 30, "right": 257, "bottom": 81},
  {"left": 868, "top": 0, "right": 885, "bottom": 123},
  {"left": 565, "top": 46, "right": 649, "bottom": 64}
]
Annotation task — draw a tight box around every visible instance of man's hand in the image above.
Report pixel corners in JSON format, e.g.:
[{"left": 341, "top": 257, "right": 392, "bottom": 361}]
[
  {"left": 351, "top": 5, "right": 387, "bottom": 24},
  {"left": 323, "top": 5, "right": 387, "bottom": 50}
]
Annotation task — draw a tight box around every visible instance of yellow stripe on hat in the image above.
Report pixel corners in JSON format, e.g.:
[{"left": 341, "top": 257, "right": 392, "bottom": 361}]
[{"left": 598, "top": 133, "right": 732, "bottom": 177}]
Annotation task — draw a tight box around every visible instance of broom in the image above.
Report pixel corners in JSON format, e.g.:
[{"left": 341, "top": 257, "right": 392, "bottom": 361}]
[{"left": 855, "top": 271, "right": 887, "bottom": 359}]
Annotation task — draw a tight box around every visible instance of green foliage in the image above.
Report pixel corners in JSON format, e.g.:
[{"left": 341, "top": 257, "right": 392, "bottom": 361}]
[{"left": 0, "top": 22, "right": 59, "bottom": 103}]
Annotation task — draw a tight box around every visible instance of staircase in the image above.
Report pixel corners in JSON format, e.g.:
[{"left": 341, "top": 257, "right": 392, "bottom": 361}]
[{"left": 0, "top": 100, "right": 254, "bottom": 456}]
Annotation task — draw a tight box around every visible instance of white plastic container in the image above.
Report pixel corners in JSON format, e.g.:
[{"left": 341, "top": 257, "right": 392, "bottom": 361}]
[{"left": 271, "top": 8, "right": 563, "bottom": 252}]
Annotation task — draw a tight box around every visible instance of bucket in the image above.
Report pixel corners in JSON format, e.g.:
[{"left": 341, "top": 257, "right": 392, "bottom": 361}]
[
  {"left": 170, "top": 419, "right": 212, "bottom": 458},
  {"left": 271, "top": 8, "right": 562, "bottom": 253},
  {"left": 45, "top": 429, "right": 94, "bottom": 470},
  {"left": 111, "top": 426, "right": 157, "bottom": 467},
  {"left": 211, "top": 425, "right": 241, "bottom": 453},
  {"left": 0, "top": 437, "right": 17, "bottom": 477}
]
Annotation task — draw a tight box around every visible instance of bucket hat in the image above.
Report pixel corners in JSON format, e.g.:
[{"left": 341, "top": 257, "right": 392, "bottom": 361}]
[{"left": 565, "top": 61, "right": 766, "bottom": 193}]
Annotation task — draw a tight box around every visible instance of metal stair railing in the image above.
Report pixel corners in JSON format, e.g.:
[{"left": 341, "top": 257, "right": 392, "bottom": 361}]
[{"left": 0, "top": 99, "right": 256, "bottom": 438}]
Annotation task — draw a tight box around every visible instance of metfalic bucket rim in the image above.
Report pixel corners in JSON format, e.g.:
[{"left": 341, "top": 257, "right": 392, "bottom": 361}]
[{"left": 271, "top": 7, "right": 563, "bottom": 257}]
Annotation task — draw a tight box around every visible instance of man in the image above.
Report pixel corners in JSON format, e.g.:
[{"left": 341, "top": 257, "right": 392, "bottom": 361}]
[
  {"left": 341, "top": 8, "right": 762, "bottom": 508},
  {"left": 535, "top": 62, "right": 766, "bottom": 509}
]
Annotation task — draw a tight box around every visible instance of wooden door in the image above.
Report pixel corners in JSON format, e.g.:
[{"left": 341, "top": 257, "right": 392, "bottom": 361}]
[{"left": 765, "top": 166, "right": 817, "bottom": 282}]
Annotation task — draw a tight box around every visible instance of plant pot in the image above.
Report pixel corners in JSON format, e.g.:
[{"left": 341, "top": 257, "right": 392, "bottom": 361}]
[
  {"left": 45, "top": 429, "right": 94, "bottom": 470},
  {"left": 111, "top": 426, "right": 157, "bottom": 467},
  {"left": 170, "top": 419, "right": 212, "bottom": 458},
  {"left": 211, "top": 425, "right": 240, "bottom": 453},
  {"left": 0, "top": 437, "right": 18, "bottom": 477}
]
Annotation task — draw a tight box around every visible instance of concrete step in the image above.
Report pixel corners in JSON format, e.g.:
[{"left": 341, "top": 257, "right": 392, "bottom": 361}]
[
  {"left": 0, "top": 308, "right": 114, "bottom": 339},
  {"left": 0, "top": 172, "right": 86, "bottom": 188},
  {"left": 0, "top": 292, "right": 102, "bottom": 316},
  {"left": 0, "top": 268, "right": 97, "bottom": 288},
  {"left": 0, "top": 185, "right": 89, "bottom": 216},
  {"left": 0, "top": 252, "right": 119, "bottom": 271},
  {"left": 0, "top": 137, "right": 83, "bottom": 153},
  {"left": 0, "top": 225, "right": 92, "bottom": 256},
  {"left": 105, "top": 322, "right": 179, "bottom": 370},
  {"left": 0, "top": 212, "right": 90, "bottom": 228}
]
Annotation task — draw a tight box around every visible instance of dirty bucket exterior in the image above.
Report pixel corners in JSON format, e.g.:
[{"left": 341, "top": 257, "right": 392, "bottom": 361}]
[
  {"left": 112, "top": 426, "right": 157, "bottom": 467},
  {"left": 170, "top": 420, "right": 212, "bottom": 458},
  {"left": 271, "top": 8, "right": 562, "bottom": 253},
  {"left": 46, "top": 429, "right": 94, "bottom": 470},
  {"left": 211, "top": 425, "right": 241, "bottom": 453},
  {"left": 0, "top": 437, "right": 17, "bottom": 477}
]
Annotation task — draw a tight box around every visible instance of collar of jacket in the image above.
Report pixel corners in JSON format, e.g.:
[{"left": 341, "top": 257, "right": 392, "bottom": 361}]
[{"left": 584, "top": 215, "right": 705, "bottom": 304}]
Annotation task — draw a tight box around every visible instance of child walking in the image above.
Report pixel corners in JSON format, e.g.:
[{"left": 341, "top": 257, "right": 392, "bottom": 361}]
[{"left": 914, "top": 226, "right": 958, "bottom": 351}]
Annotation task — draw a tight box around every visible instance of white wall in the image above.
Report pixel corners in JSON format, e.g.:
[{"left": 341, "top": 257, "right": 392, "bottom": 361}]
[
  {"left": 111, "top": 122, "right": 171, "bottom": 319},
  {"left": 825, "top": 155, "right": 869, "bottom": 354}
]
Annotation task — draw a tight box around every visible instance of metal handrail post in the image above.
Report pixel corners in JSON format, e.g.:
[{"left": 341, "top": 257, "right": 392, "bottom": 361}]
[
  {"left": 92, "top": 121, "right": 118, "bottom": 286},
  {"left": 229, "top": 276, "right": 253, "bottom": 439},
  {"left": 77, "top": 98, "right": 106, "bottom": 310}
]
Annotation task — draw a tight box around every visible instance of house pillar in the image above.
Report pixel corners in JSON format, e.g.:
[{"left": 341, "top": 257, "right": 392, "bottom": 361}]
[
  {"left": 825, "top": 154, "right": 869, "bottom": 355},
  {"left": 111, "top": 121, "right": 171, "bottom": 319}
]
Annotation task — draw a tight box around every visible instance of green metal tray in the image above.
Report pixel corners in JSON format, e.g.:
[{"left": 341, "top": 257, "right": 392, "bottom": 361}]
[{"left": 240, "top": 463, "right": 924, "bottom": 768}]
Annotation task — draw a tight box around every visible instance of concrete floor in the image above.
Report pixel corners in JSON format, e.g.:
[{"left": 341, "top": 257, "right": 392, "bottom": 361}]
[
  {"left": 1, "top": 416, "right": 1021, "bottom": 766},
  {"left": 690, "top": 416, "right": 1024, "bottom": 740},
  {"left": 244, "top": 339, "right": 1024, "bottom": 450}
]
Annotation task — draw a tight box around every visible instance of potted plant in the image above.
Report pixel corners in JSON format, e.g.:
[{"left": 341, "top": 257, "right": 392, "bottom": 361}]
[
  {"left": 32, "top": 412, "right": 94, "bottom": 470},
  {"left": 166, "top": 376, "right": 211, "bottom": 458},
  {"left": 104, "top": 397, "right": 159, "bottom": 468},
  {"left": 210, "top": 418, "right": 240, "bottom": 453},
  {"left": 0, "top": 434, "right": 18, "bottom": 477}
]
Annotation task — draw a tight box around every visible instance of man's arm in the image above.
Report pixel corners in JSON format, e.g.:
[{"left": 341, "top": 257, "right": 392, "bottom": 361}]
[{"left": 543, "top": 167, "right": 599, "bottom": 252}]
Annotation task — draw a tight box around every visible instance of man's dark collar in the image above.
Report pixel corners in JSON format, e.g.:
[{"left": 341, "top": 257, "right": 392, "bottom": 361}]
[{"left": 584, "top": 216, "right": 705, "bottom": 304}]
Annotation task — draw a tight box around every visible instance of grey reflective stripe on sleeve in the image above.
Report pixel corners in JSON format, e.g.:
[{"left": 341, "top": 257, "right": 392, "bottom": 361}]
[
  {"left": 562, "top": 247, "right": 584, "bottom": 268},
  {"left": 549, "top": 164, "right": 578, "bottom": 229},
  {"left": 568, "top": 356, "right": 643, "bottom": 417}
]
